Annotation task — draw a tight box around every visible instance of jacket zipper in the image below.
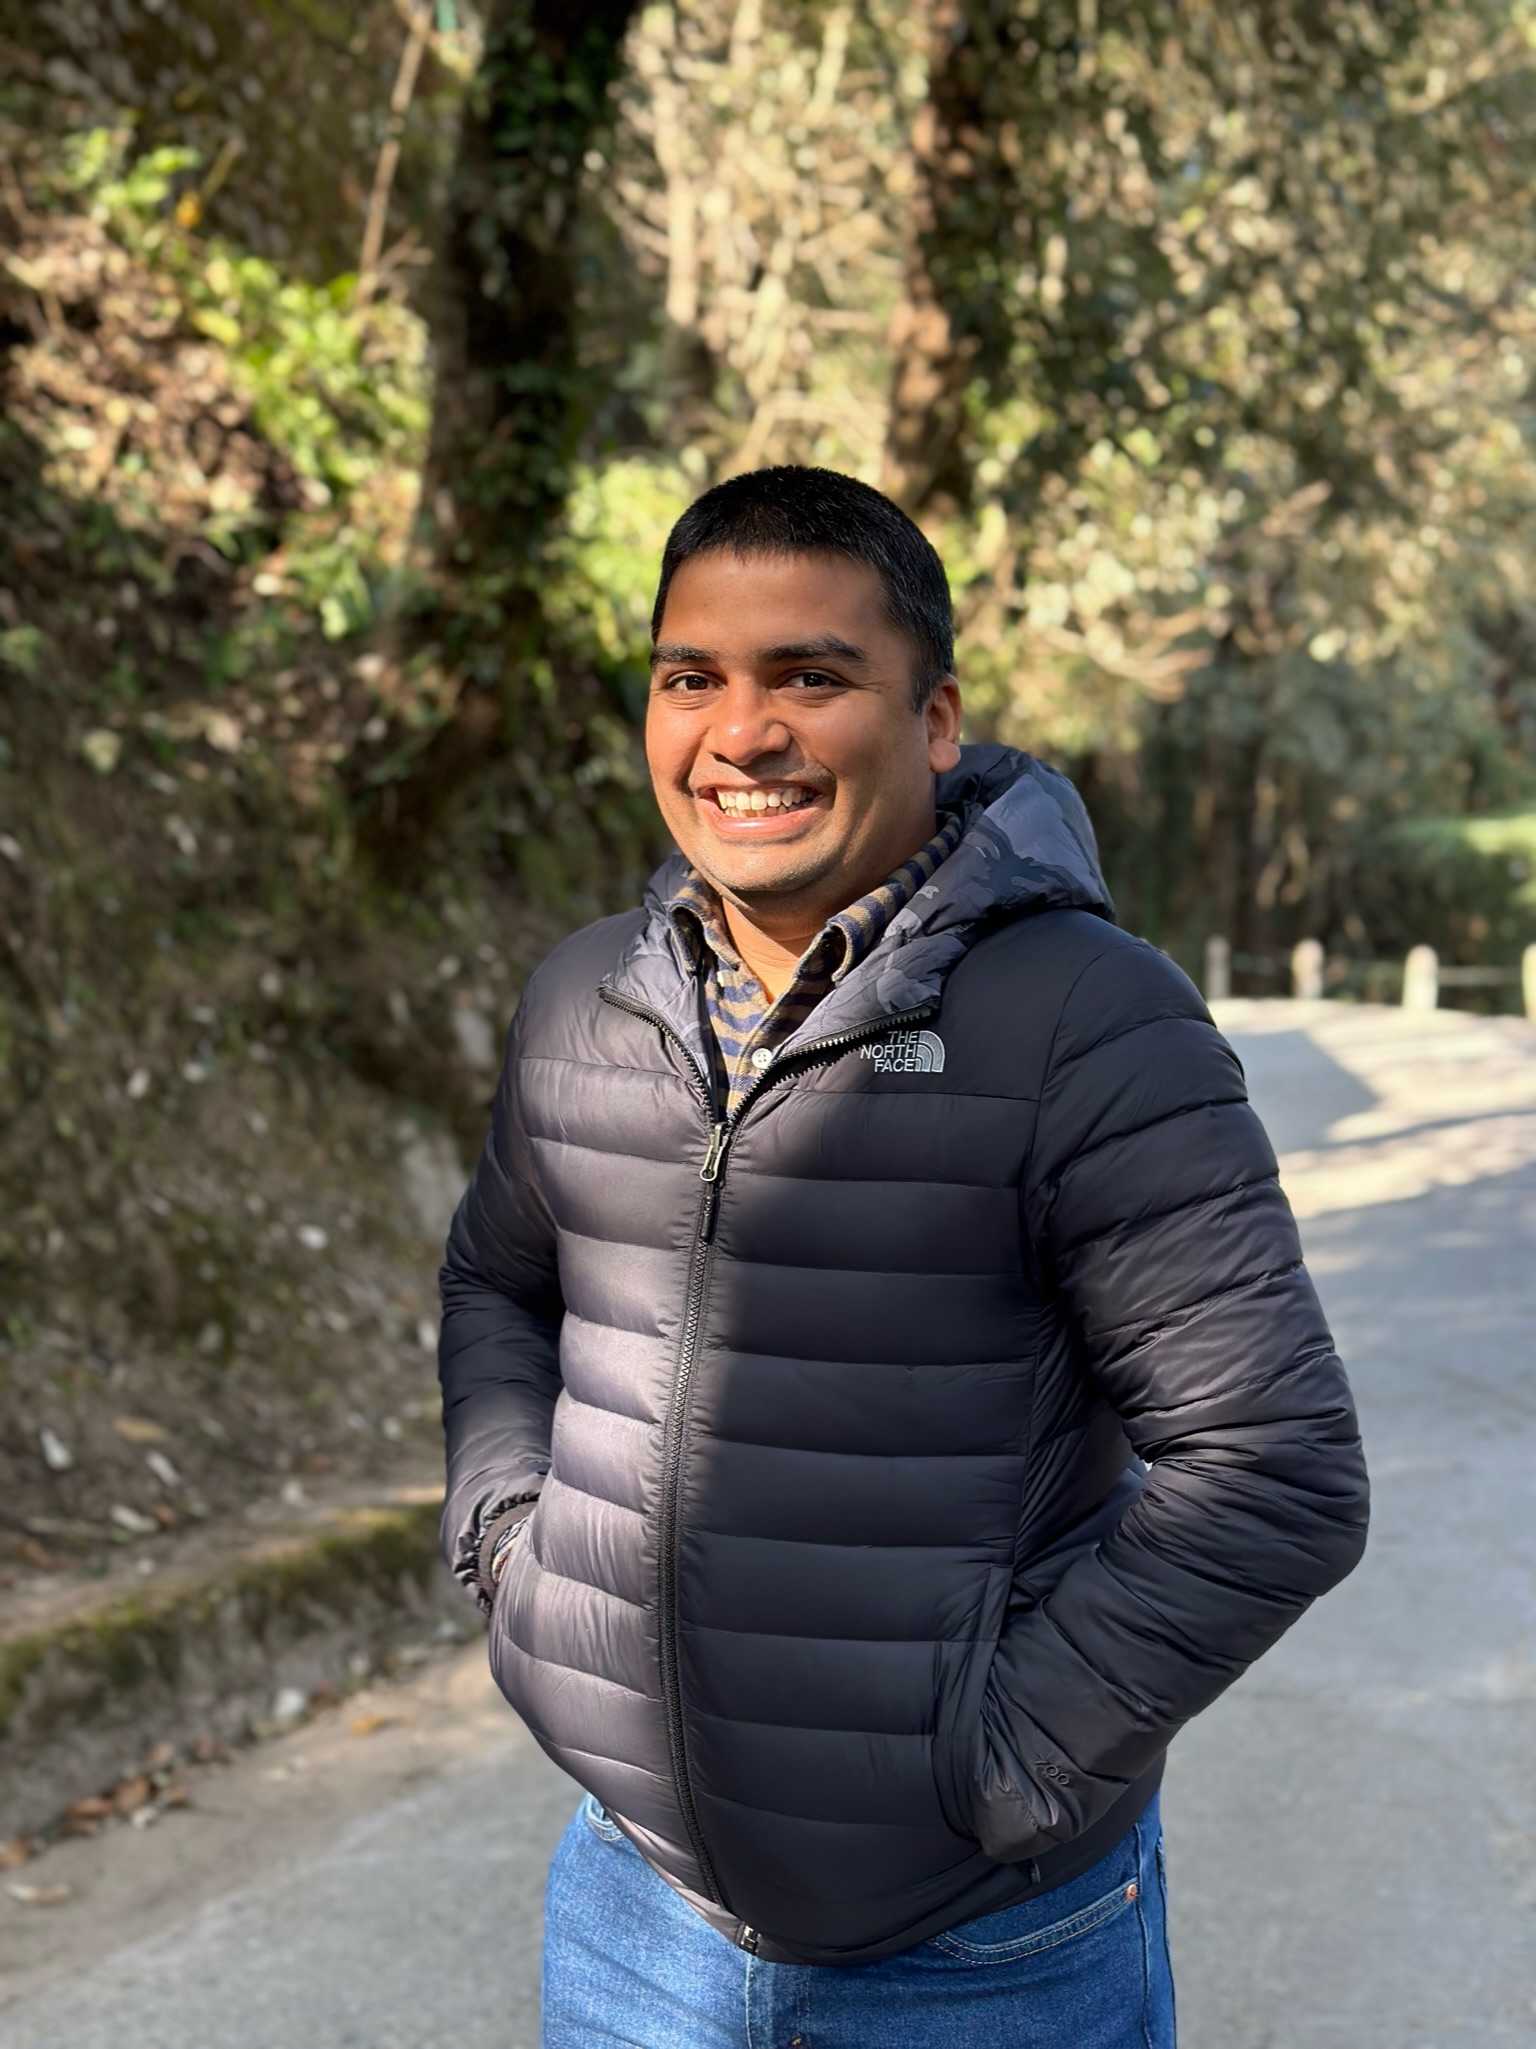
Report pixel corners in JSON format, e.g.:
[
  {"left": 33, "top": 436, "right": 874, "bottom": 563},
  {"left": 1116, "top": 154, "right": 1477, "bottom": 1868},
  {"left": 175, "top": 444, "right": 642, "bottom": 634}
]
[
  {"left": 599, "top": 983, "right": 725, "bottom": 1903},
  {"left": 596, "top": 983, "right": 937, "bottom": 1909},
  {"left": 692, "top": 1003, "right": 938, "bottom": 1234}
]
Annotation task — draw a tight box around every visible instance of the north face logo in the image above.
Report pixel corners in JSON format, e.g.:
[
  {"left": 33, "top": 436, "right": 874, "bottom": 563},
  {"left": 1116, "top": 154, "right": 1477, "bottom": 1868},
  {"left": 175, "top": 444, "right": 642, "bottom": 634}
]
[{"left": 858, "top": 1029, "right": 946, "bottom": 1075}]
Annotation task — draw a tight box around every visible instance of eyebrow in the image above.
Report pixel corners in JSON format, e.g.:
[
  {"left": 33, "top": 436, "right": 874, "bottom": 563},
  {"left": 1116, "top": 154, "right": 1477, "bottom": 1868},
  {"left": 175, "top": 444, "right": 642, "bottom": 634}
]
[
  {"left": 649, "top": 634, "right": 871, "bottom": 670},
  {"left": 759, "top": 635, "right": 871, "bottom": 665},
  {"left": 650, "top": 643, "right": 715, "bottom": 668}
]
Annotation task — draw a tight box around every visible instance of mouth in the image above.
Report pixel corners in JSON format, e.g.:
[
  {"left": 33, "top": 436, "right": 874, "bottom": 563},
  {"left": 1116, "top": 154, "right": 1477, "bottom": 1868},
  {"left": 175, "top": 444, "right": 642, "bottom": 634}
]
[{"left": 693, "top": 781, "right": 824, "bottom": 826}]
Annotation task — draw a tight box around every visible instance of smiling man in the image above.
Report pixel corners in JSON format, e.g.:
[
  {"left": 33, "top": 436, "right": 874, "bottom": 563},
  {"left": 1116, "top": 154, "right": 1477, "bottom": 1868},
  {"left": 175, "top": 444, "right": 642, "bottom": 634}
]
[{"left": 438, "top": 467, "right": 1369, "bottom": 2048}]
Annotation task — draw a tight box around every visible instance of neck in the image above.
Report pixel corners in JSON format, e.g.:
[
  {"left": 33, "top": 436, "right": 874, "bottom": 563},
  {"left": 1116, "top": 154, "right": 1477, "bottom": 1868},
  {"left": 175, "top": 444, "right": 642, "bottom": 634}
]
[
  {"left": 714, "top": 803, "right": 940, "bottom": 1003},
  {"left": 718, "top": 902, "right": 822, "bottom": 1004}
]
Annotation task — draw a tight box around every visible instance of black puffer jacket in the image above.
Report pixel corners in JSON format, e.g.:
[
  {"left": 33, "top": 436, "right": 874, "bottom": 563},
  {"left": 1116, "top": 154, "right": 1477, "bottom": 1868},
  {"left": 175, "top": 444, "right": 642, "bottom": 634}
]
[{"left": 439, "top": 746, "right": 1368, "bottom": 1965}]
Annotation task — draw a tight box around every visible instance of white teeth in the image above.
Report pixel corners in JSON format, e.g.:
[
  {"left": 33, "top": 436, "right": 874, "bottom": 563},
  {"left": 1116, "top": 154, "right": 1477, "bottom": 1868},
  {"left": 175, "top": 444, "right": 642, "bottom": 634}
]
[{"left": 713, "top": 787, "right": 811, "bottom": 815}]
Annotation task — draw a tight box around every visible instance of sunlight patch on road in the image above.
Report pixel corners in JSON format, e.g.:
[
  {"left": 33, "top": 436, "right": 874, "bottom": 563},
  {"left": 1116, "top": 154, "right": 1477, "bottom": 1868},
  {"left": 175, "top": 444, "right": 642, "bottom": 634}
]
[
  {"left": 1215, "top": 1000, "right": 1536, "bottom": 1220},
  {"left": 1277, "top": 1111, "right": 1536, "bottom": 1219}
]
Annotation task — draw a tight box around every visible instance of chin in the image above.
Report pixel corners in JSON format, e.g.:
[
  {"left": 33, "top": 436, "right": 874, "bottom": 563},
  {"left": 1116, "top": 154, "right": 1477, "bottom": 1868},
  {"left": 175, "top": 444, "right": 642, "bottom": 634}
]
[{"left": 696, "top": 846, "right": 838, "bottom": 904}]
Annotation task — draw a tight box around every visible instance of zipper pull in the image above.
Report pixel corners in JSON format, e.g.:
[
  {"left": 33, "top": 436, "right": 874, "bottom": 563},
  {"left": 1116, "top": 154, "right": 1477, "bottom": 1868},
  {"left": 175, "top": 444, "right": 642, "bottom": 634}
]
[
  {"left": 698, "top": 1121, "right": 729, "bottom": 1242},
  {"left": 699, "top": 1121, "right": 729, "bottom": 1183}
]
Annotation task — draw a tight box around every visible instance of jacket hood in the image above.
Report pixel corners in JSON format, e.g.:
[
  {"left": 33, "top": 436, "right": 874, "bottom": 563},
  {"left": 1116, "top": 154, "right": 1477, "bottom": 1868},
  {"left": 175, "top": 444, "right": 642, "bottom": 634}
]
[
  {"left": 927, "top": 743, "right": 1113, "bottom": 931},
  {"left": 610, "top": 746, "right": 1113, "bottom": 1064}
]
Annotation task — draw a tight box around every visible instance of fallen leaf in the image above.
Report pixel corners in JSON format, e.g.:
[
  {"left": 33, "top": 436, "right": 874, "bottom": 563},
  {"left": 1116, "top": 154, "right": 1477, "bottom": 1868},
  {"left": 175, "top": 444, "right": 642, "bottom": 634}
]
[
  {"left": 38, "top": 1427, "right": 73, "bottom": 1472},
  {"left": 202, "top": 710, "right": 242, "bottom": 754},
  {"left": 0, "top": 1838, "right": 36, "bottom": 1869},
  {"left": 60, "top": 1815, "right": 99, "bottom": 1838},
  {"left": 112, "top": 1416, "right": 170, "bottom": 1445},
  {"left": 109, "top": 1504, "right": 159, "bottom": 1536},
  {"left": 145, "top": 1742, "right": 176, "bottom": 1772},
  {"left": 80, "top": 727, "right": 122, "bottom": 775},
  {"left": 17, "top": 1539, "right": 58, "bottom": 1571},
  {"left": 111, "top": 1775, "right": 152, "bottom": 1815},
  {"left": 160, "top": 1785, "right": 191, "bottom": 1809},
  {"left": 145, "top": 1449, "right": 180, "bottom": 1488},
  {"left": 7, "top": 1882, "right": 74, "bottom": 1907},
  {"left": 270, "top": 1685, "right": 307, "bottom": 1725},
  {"left": 349, "top": 1711, "right": 394, "bottom": 1737},
  {"left": 190, "top": 1737, "right": 231, "bottom": 1765},
  {"left": 64, "top": 1796, "right": 112, "bottom": 1822}
]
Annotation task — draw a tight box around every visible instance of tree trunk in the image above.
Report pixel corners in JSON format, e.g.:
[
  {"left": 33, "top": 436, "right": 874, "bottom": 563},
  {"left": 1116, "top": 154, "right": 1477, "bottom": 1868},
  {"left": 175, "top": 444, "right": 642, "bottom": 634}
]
[
  {"left": 355, "top": 0, "right": 639, "bottom": 879},
  {"left": 880, "top": 0, "right": 983, "bottom": 518}
]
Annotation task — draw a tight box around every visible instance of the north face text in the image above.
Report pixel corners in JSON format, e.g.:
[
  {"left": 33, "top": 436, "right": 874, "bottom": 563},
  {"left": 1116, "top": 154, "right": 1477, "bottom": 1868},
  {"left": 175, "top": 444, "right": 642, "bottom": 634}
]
[{"left": 858, "top": 1030, "right": 946, "bottom": 1074}]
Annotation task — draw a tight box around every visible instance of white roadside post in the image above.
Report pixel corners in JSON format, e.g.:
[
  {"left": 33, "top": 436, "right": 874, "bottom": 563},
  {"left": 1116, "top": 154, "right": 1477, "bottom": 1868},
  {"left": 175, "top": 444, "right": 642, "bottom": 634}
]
[
  {"left": 1292, "top": 938, "right": 1325, "bottom": 1001},
  {"left": 1524, "top": 944, "right": 1536, "bottom": 1022},
  {"left": 1204, "top": 935, "right": 1231, "bottom": 1003},
  {"left": 1402, "top": 944, "right": 1439, "bottom": 1012}
]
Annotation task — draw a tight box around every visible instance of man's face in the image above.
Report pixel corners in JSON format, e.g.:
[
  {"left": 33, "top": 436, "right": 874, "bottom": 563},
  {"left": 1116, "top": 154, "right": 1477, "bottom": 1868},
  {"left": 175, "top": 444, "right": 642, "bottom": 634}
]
[{"left": 646, "top": 551, "right": 961, "bottom": 924}]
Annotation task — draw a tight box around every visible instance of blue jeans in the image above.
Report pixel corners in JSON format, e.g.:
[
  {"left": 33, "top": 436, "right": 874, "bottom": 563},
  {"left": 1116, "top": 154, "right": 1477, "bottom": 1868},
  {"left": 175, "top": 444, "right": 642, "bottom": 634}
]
[{"left": 542, "top": 1792, "right": 1175, "bottom": 2047}]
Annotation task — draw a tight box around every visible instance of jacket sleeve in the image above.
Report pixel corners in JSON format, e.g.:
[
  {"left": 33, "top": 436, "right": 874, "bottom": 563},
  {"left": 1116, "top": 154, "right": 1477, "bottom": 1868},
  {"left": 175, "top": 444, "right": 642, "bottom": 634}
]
[
  {"left": 973, "top": 939, "right": 1369, "bottom": 1860},
  {"left": 438, "top": 1002, "right": 563, "bottom": 1606}
]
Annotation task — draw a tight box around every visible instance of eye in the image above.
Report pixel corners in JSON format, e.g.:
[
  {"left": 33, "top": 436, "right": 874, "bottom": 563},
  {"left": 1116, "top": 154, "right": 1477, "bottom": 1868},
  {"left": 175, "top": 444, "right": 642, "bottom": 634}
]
[
  {"left": 783, "top": 669, "right": 839, "bottom": 690},
  {"left": 659, "top": 671, "right": 716, "bottom": 694}
]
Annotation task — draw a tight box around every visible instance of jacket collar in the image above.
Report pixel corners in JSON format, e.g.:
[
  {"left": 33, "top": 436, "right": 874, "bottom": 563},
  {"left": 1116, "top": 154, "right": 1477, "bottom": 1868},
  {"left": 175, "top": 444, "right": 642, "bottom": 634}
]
[{"left": 602, "top": 746, "right": 1113, "bottom": 1066}]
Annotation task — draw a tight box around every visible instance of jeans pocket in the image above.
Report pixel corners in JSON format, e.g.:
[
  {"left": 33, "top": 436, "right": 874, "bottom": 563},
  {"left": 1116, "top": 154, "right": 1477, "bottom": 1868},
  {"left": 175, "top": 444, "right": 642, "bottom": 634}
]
[
  {"left": 580, "top": 1794, "right": 624, "bottom": 1844},
  {"left": 928, "top": 1874, "right": 1140, "bottom": 1965}
]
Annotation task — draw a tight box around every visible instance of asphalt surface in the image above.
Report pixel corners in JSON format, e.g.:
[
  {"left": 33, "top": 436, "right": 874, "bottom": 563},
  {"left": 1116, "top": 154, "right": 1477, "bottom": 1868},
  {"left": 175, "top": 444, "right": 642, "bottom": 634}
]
[{"left": 1, "top": 999, "right": 1533, "bottom": 2049}]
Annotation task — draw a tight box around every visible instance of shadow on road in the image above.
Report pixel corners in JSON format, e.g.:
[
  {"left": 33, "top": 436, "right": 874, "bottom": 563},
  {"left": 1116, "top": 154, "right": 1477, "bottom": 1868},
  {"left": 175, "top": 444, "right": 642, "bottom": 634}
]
[{"left": 1227, "top": 1026, "right": 1381, "bottom": 1155}]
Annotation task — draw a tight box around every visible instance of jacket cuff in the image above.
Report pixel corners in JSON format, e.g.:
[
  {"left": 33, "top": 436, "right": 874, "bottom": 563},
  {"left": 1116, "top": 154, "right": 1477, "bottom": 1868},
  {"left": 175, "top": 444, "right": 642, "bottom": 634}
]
[{"left": 475, "top": 1495, "right": 540, "bottom": 1608}]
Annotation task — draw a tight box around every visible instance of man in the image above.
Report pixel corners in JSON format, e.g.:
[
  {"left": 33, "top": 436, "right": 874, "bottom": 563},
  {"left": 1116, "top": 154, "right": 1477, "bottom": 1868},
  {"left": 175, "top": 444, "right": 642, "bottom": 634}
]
[{"left": 439, "top": 466, "right": 1369, "bottom": 2046}]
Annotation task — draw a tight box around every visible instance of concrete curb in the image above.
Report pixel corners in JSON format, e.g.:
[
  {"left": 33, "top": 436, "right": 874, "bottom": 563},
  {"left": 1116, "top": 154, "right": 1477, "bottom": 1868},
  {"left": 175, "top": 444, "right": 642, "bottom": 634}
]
[{"left": 0, "top": 1503, "right": 473, "bottom": 1840}]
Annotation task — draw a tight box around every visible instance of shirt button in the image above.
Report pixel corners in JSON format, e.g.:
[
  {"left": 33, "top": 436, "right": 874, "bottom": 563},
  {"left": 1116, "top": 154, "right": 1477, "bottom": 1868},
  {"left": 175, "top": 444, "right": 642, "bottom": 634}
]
[{"left": 750, "top": 1047, "right": 774, "bottom": 1071}]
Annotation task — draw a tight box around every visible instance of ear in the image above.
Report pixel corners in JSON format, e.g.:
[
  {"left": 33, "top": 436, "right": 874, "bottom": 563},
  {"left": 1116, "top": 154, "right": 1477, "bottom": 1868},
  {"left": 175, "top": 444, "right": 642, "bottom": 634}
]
[{"left": 925, "top": 677, "right": 962, "bottom": 774}]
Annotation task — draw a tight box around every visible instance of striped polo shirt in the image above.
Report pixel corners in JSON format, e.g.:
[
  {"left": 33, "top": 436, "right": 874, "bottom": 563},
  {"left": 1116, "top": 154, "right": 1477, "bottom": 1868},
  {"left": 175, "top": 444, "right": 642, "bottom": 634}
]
[{"left": 667, "top": 810, "right": 965, "bottom": 1118}]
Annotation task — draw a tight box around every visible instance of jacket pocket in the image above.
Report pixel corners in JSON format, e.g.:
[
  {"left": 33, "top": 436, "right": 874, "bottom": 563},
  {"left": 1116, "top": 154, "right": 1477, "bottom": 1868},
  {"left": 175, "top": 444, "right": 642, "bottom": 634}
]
[
  {"left": 931, "top": 1562, "right": 1013, "bottom": 1840},
  {"left": 485, "top": 1505, "right": 537, "bottom": 1707}
]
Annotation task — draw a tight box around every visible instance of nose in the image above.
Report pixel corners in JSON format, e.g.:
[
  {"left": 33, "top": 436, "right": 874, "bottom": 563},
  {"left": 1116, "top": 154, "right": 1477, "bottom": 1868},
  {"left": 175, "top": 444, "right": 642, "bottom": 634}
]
[{"left": 703, "top": 679, "right": 794, "bottom": 769}]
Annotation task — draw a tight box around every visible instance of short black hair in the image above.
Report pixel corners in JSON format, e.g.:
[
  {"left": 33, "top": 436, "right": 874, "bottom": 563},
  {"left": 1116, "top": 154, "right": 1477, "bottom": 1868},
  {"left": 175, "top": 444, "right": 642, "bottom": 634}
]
[{"left": 650, "top": 466, "right": 954, "bottom": 709}]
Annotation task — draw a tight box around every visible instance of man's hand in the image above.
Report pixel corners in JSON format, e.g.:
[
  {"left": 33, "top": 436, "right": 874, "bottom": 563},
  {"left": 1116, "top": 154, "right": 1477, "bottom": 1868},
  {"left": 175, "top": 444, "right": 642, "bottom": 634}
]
[{"left": 489, "top": 1503, "right": 536, "bottom": 1586}]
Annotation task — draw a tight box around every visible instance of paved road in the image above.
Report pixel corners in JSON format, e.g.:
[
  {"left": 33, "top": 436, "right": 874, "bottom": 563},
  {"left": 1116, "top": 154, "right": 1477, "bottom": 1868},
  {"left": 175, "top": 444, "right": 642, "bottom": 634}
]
[{"left": 2, "top": 1001, "right": 1533, "bottom": 2048}]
